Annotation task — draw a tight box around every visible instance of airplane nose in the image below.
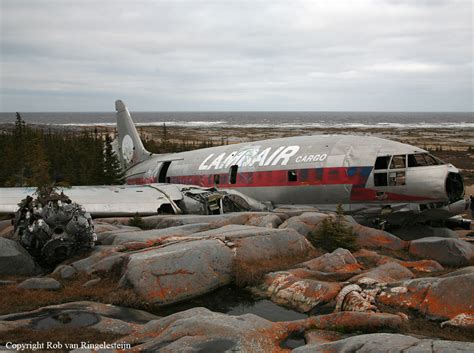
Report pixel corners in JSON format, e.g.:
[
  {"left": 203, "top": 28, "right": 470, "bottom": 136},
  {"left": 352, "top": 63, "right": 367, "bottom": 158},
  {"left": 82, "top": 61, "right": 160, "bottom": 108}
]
[{"left": 446, "top": 172, "right": 464, "bottom": 202}]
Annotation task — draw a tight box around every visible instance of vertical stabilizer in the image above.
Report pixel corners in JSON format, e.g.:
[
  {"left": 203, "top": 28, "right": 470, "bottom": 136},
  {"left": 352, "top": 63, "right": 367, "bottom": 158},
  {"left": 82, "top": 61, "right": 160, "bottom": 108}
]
[{"left": 115, "top": 100, "right": 152, "bottom": 170}]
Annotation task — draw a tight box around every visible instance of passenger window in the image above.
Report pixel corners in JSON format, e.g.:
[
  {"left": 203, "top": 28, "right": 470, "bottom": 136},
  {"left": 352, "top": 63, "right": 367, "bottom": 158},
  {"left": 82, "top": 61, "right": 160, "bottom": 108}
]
[
  {"left": 374, "top": 172, "right": 388, "bottom": 186},
  {"left": 374, "top": 156, "right": 390, "bottom": 170},
  {"left": 390, "top": 155, "right": 406, "bottom": 169},
  {"left": 229, "top": 165, "right": 238, "bottom": 184},
  {"left": 214, "top": 175, "right": 220, "bottom": 185},
  {"left": 389, "top": 171, "right": 406, "bottom": 186},
  {"left": 288, "top": 170, "right": 297, "bottom": 182}
]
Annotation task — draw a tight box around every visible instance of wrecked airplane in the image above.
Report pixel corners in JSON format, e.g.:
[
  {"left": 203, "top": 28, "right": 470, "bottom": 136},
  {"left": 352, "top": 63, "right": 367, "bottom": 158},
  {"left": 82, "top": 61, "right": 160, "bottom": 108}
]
[
  {"left": 113, "top": 99, "right": 468, "bottom": 227},
  {"left": 0, "top": 99, "right": 470, "bottom": 228}
]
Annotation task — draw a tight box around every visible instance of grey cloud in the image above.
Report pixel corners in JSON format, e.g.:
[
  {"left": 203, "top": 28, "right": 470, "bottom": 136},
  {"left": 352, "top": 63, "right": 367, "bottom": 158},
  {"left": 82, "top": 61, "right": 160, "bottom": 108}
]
[{"left": 0, "top": 0, "right": 472, "bottom": 111}]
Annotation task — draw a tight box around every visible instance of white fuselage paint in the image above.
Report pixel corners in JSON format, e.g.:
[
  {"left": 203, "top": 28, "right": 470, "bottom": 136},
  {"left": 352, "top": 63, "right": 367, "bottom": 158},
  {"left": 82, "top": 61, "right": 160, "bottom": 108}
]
[{"left": 198, "top": 145, "right": 300, "bottom": 171}]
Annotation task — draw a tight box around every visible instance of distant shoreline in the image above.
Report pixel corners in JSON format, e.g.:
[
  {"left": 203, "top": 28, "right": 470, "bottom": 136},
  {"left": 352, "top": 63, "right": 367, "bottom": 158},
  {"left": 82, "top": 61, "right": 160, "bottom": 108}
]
[{"left": 1, "top": 121, "right": 472, "bottom": 185}]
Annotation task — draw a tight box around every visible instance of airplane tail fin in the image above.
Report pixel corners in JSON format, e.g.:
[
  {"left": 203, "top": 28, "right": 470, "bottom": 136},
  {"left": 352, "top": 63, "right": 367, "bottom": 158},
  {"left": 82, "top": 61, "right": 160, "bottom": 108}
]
[{"left": 115, "top": 100, "right": 152, "bottom": 170}]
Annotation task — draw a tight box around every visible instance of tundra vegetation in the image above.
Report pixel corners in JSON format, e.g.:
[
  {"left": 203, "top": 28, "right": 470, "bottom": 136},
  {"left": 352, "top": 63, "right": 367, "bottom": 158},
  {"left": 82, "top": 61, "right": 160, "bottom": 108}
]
[
  {"left": 0, "top": 114, "right": 124, "bottom": 187},
  {"left": 0, "top": 116, "right": 215, "bottom": 187},
  {"left": 308, "top": 204, "right": 359, "bottom": 252},
  {"left": 128, "top": 212, "right": 154, "bottom": 230}
]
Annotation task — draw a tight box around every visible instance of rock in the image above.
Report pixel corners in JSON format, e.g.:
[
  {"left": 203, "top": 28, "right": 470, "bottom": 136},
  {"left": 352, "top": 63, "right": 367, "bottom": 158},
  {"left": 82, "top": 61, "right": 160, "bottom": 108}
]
[
  {"left": 0, "top": 301, "right": 158, "bottom": 336},
  {"left": 130, "top": 212, "right": 279, "bottom": 230},
  {"left": 88, "top": 253, "right": 127, "bottom": 275},
  {"left": 192, "top": 224, "right": 314, "bottom": 267},
  {"left": 82, "top": 278, "right": 101, "bottom": 287},
  {"left": 353, "top": 248, "right": 389, "bottom": 266},
  {"left": 400, "top": 259, "right": 444, "bottom": 273},
  {"left": 246, "top": 213, "right": 283, "bottom": 228},
  {"left": 353, "top": 249, "right": 444, "bottom": 273},
  {"left": 120, "top": 307, "right": 286, "bottom": 351},
  {"left": 409, "top": 237, "right": 473, "bottom": 267},
  {"left": 0, "top": 238, "right": 37, "bottom": 276},
  {"left": 299, "top": 311, "right": 404, "bottom": 333},
  {"left": 279, "top": 212, "right": 329, "bottom": 236},
  {"left": 93, "top": 217, "right": 130, "bottom": 226},
  {"left": 378, "top": 273, "right": 474, "bottom": 320},
  {"left": 441, "top": 314, "right": 474, "bottom": 330},
  {"left": 297, "top": 248, "right": 361, "bottom": 273},
  {"left": 108, "top": 223, "right": 213, "bottom": 246},
  {"left": 293, "top": 333, "right": 474, "bottom": 353},
  {"left": 52, "top": 265, "right": 77, "bottom": 279},
  {"left": 0, "top": 220, "right": 13, "bottom": 238},
  {"left": 120, "top": 239, "right": 233, "bottom": 305},
  {"left": 258, "top": 271, "right": 342, "bottom": 312},
  {"left": 94, "top": 221, "right": 140, "bottom": 234},
  {"left": 441, "top": 266, "right": 474, "bottom": 277},
  {"left": 304, "top": 329, "right": 347, "bottom": 344},
  {"left": 60, "top": 265, "right": 77, "bottom": 279},
  {"left": 273, "top": 205, "right": 320, "bottom": 217},
  {"left": 392, "top": 225, "right": 459, "bottom": 241},
  {"left": 274, "top": 267, "right": 358, "bottom": 283},
  {"left": 70, "top": 245, "right": 121, "bottom": 273},
  {"left": 352, "top": 224, "right": 407, "bottom": 250},
  {"left": 350, "top": 262, "right": 414, "bottom": 284},
  {"left": 17, "top": 277, "right": 62, "bottom": 291},
  {"left": 120, "top": 308, "right": 403, "bottom": 351},
  {"left": 228, "top": 227, "right": 313, "bottom": 267},
  {"left": 0, "top": 219, "right": 12, "bottom": 232}
]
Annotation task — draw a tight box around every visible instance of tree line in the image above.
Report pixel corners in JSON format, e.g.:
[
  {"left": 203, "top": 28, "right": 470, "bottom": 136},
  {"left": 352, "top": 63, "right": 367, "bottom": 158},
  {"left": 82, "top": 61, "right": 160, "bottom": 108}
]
[
  {"left": 0, "top": 113, "right": 124, "bottom": 187},
  {"left": 0, "top": 116, "right": 222, "bottom": 187}
]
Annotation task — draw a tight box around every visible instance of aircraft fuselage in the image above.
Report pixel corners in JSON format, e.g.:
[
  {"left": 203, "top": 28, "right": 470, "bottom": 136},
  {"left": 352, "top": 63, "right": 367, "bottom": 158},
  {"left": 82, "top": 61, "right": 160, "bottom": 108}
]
[{"left": 124, "top": 134, "right": 464, "bottom": 212}]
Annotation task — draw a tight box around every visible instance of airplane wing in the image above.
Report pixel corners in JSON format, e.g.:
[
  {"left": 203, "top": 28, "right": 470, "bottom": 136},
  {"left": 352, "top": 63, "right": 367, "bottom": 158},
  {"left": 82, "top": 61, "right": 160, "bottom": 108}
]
[{"left": 0, "top": 184, "right": 267, "bottom": 217}]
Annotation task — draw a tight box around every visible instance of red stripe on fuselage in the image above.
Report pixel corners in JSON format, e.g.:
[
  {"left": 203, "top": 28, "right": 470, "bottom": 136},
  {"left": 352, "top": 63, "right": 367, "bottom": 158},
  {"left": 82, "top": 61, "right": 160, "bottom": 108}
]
[
  {"left": 127, "top": 166, "right": 435, "bottom": 203},
  {"left": 127, "top": 166, "right": 372, "bottom": 188},
  {"left": 350, "top": 186, "right": 431, "bottom": 202}
]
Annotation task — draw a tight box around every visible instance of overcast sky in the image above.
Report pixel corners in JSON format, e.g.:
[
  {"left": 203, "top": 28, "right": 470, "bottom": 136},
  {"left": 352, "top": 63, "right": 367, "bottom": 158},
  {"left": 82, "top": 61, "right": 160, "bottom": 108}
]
[{"left": 0, "top": 0, "right": 472, "bottom": 112}]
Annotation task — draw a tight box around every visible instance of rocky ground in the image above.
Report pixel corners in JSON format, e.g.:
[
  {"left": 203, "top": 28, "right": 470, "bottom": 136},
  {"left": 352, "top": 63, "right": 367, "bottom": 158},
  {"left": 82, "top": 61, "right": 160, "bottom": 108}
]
[{"left": 0, "top": 208, "right": 473, "bottom": 352}]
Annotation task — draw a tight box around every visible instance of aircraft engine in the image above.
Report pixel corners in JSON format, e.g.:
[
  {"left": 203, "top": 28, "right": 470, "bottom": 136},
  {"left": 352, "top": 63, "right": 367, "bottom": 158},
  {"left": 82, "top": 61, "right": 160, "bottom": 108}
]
[{"left": 13, "top": 187, "right": 97, "bottom": 267}]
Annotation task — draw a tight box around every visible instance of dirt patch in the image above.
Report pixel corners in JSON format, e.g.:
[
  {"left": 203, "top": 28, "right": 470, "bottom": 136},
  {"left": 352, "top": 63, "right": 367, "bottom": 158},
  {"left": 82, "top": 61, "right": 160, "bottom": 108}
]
[
  {"left": 0, "top": 274, "right": 145, "bottom": 315},
  {"left": 233, "top": 248, "right": 321, "bottom": 287}
]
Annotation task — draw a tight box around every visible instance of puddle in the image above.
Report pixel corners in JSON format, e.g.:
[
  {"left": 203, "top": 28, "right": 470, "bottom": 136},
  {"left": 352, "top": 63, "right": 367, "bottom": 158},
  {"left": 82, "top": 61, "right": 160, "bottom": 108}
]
[
  {"left": 280, "top": 331, "right": 306, "bottom": 349},
  {"left": 32, "top": 310, "right": 99, "bottom": 330},
  {"left": 153, "top": 285, "right": 308, "bottom": 322},
  {"left": 151, "top": 286, "right": 308, "bottom": 349}
]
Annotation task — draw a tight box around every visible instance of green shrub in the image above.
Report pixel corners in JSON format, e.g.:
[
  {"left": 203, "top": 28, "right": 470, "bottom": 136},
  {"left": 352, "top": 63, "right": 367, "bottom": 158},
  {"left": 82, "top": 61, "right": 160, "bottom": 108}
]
[
  {"left": 127, "top": 213, "right": 153, "bottom": 230},
  {"left": 308, "top": 204, "right": 359, "bottom": 252}
]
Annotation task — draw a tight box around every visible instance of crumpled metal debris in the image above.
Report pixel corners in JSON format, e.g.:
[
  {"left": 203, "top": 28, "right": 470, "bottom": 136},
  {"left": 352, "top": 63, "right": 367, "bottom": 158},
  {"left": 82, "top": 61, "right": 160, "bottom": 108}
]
[
  {"left": 181, "top": 188, "right": 253, "bottom": 215},
  {"left": 13, "top": 186, "right": 97, "bottom": 266}
]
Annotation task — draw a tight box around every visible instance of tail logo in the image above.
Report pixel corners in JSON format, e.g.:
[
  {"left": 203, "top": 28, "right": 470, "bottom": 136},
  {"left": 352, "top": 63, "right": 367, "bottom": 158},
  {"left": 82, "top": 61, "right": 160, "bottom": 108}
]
[{"left": 122, "top": 134, "right": 134, "bottom": 163}]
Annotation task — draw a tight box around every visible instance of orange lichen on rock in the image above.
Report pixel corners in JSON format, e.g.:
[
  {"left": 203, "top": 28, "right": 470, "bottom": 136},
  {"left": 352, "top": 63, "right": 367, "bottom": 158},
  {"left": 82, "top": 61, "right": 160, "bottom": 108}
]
[{"left": 378, "top": 273, "right": 474, "bottom": 320}]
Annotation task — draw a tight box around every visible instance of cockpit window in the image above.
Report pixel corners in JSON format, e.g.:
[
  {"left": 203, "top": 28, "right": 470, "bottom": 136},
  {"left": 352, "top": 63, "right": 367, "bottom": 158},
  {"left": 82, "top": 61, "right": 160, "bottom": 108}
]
[
  {"left": 374, "top": 156, "right": 390, "bottom": 170},
  {"left": 390, "top": 155, "right": 406, "bottom": 169},
  {"left": 425, "top": 154, "right": 440, "bottom": 165},
  {"left": 408, "top": 153, "right": 443, "bottom": 167}
]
